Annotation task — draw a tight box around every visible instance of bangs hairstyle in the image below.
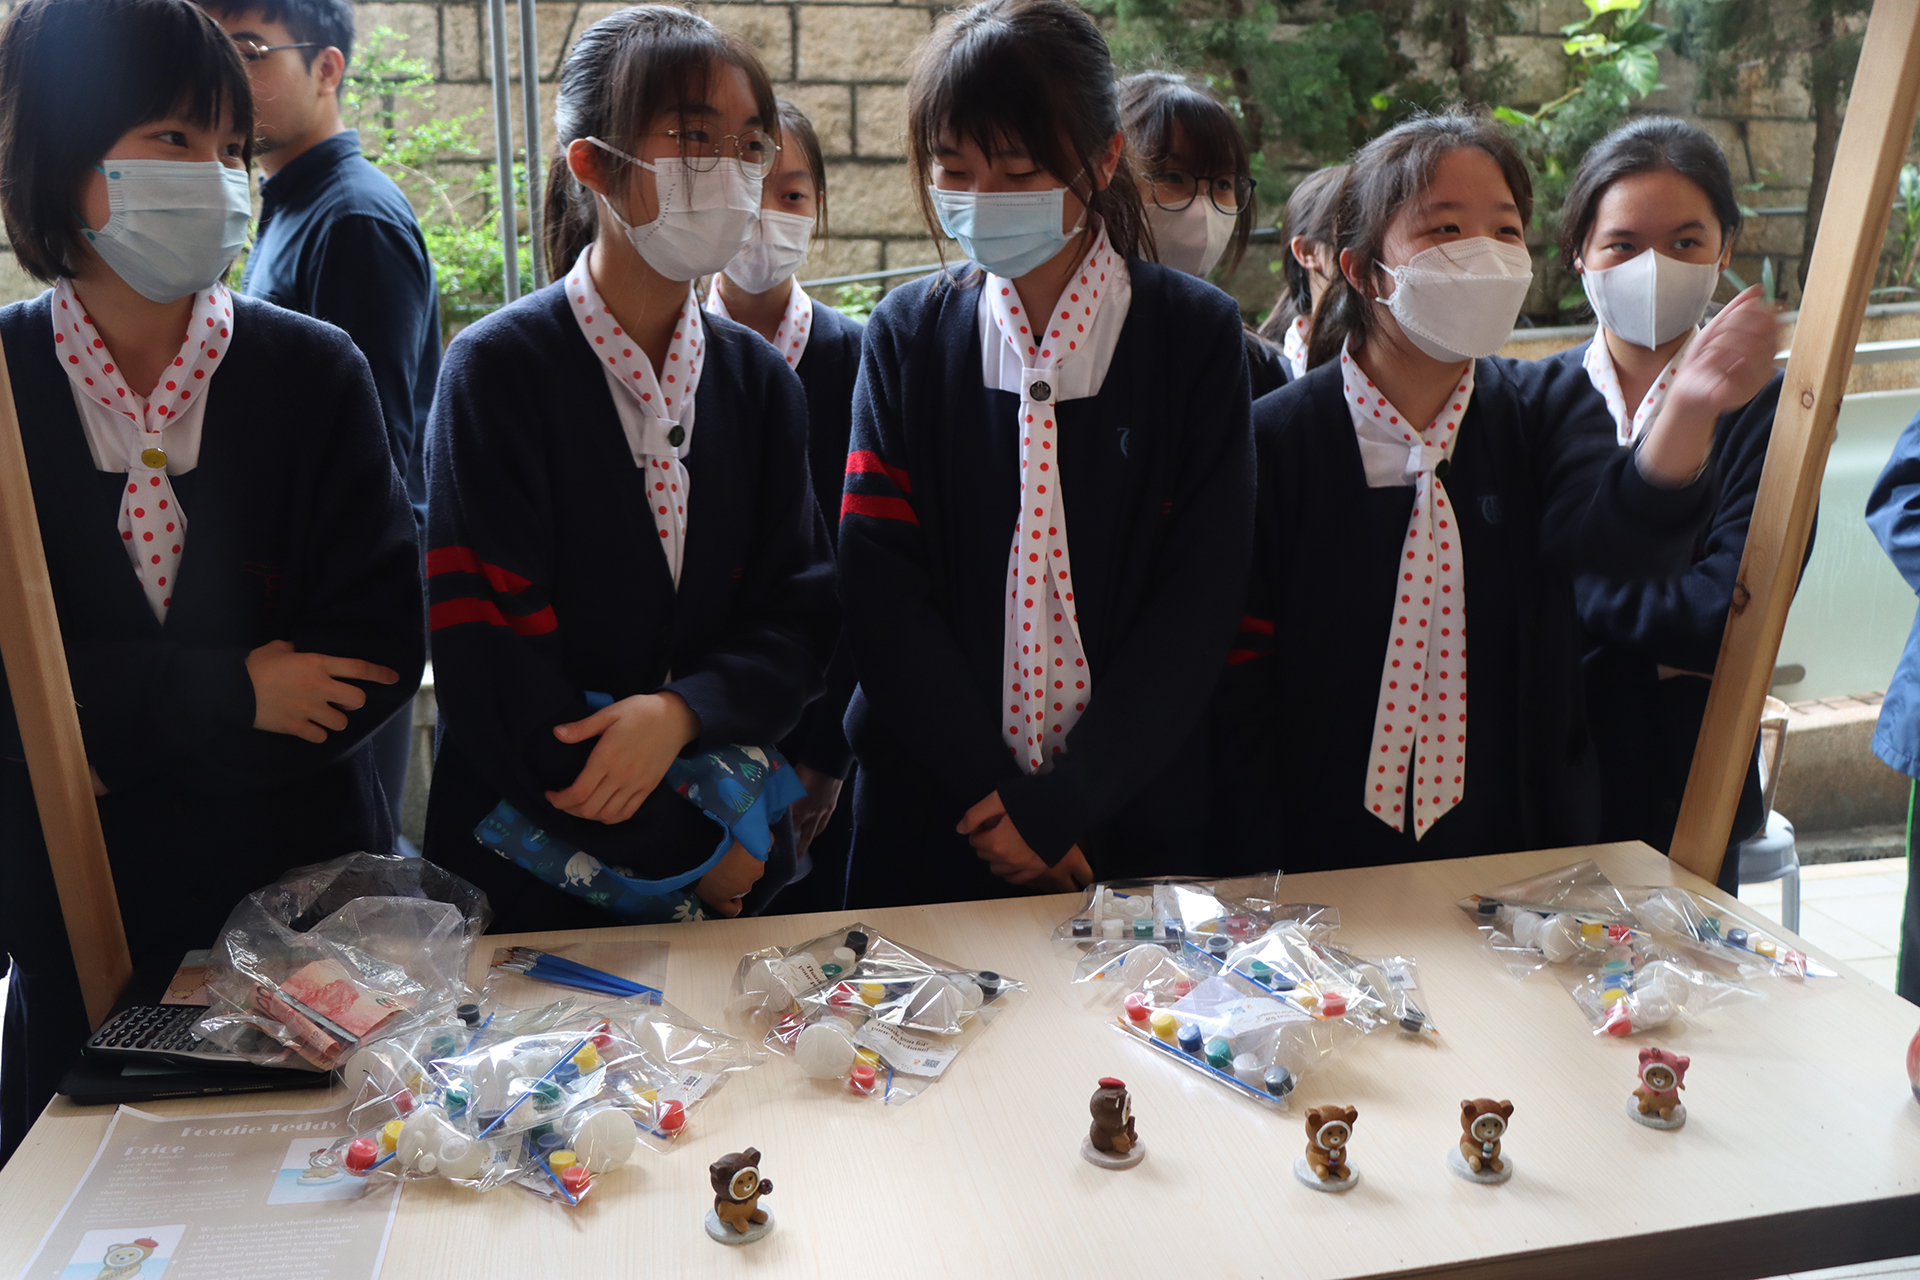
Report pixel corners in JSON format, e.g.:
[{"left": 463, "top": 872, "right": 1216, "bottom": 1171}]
[
  {"left": 907, "top": 0, "right": 1150, "bottom": 273},
  {"left": 544, "top": 4, "right": 779, "bottom": 278},
  {"left": 1306, "top": 110, "right": 1532, "bottom": 370},
  {"left": 1117, "top": 70, "right": 1254, "bottom": 276},
  {"left": 777, "top": 97, "right": 828, "bottom": 238},
  {"left": 1256, "top": 163, "right": 1345, "bottom": 342},
  {"left": 1556, "top": 116, "right": 1742, "bottom": 271},
  {"left": 0, "top": 0, "right": 253, "bottom": 282}
]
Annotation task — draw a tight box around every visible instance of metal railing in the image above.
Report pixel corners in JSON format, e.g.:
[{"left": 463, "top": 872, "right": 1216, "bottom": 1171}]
[{"left": 486, "top": 0, "right": 546, "bottom": 301}]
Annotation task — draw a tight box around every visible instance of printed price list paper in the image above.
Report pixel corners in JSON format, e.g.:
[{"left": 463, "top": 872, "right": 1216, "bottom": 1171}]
[{"left": 15, "top": 1104, "right": 397, "bottom": 1280}]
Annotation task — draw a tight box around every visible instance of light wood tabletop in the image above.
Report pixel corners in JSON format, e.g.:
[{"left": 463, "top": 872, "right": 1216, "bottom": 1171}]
[{"left": 4, "top": 841, "right": 1917, "bottom": 1280}]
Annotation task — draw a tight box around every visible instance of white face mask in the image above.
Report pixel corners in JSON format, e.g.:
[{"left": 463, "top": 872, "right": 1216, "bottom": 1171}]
[
  {"left": 1147, "top": 199, "right": 1236, "bottom": 277},
  {"left": 587, "top": 137, "right": 762, "bottom": 282},
  {"left": 723, "top": 208, "right": 813, "bottom": 295},
  {"left": 82, "top": 159, "right": 251, "bottom": 303},
  {"left": 1581, "top": 248, "right": 1720, "bottom": 350},
  {"left": 1375, "top": 236, "right": 1534, "bottom": 362}
]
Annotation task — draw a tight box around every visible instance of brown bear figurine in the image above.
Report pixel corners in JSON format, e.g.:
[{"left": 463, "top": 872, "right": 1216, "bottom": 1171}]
[
  {"left": 1089, "top": 1077, "right": 1136, "bottom": 1154},
  {"left": 709, "top": 1148, "right": 772, "bottom": 1234},
  {"left": 1459, "top": 1098, "right": 1514, "bottom": 1174},
  {"left": 1303, "top": 1105, "right": 1358, "bottom": 1181}
]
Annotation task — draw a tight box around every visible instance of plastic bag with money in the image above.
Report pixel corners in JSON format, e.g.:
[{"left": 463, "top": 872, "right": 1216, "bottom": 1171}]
[{"left": 194, "top": 852, "right": 490, "bottom": 1068}]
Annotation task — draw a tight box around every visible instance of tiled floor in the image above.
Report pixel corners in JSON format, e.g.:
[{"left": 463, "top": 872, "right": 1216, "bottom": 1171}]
[
  {"left": 1737, "top": 855, "right": 1909, "bottom": 993},
  {"left": 1742, "top": 856, "right": 1916, "bottom": 1280}
]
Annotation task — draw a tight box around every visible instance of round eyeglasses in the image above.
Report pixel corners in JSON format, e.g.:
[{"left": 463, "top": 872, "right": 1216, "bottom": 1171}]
[
  {"left": 649, "top": 128, "right": 779, "bottom": 179},
  {"left": 231, "top": 37, "right": 320, "bottom": 62},
  {"left": 1146, "top": 169, "right": 1256, "bottom": 217}
]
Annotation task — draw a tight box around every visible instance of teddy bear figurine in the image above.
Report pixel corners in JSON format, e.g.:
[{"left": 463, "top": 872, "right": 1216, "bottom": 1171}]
[
  {"left": 1293, "top": 1104, "right": 1360, "bottom": 1192},
  {"left": 1448, "top": 1098, "right": 1515, "bottom": 1184},
  {"left": 1629, "top": 1047, "right": 1689, "bottom": 1129},
  {"left": 1081, "top": 1076, "right": 1146, "bottom": 1169},
  {"left": 704, "top": 1147, "right": 775, "bottom": 1245}
]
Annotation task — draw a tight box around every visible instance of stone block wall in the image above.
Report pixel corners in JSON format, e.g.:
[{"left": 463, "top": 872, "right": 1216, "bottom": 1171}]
[{"left": 0, "top": 0, "right": 1869, "bottom": 321}]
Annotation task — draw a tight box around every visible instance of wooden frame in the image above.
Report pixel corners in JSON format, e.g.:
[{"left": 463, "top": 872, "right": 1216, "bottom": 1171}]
[
  {"left": 1671, "top": 0, "right": 1920, "bottom": 882},
  {"left": 0, "top": 345, "right": 131, "bottom": 1028}
]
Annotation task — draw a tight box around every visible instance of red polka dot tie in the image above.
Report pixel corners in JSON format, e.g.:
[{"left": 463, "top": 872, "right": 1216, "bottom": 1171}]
[
  {"left": 988, "top": 231, "right": 1112, "bottom": 774},
  {"left": 704, "top": 276, "right": 812, "bottom": 370},
  {"left": 567, "top": 250, "right": 704, "bottom": 586},
  {"left": 1343, "top": 350, "right": 1473, "bottom": 837},
  {"left": 52, "top": 278, "right": 229, "bottom": 623},
  {"left": 1581, "top": 329, "right": 1686, "bottom": 446}
]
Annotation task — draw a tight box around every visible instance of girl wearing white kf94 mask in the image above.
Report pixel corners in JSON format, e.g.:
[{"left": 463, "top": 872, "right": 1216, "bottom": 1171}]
[
  {"left": 423, "top": 7, "right": 835, "bottom": 929},
  {"left": 1116, "top": 71, "right": 1291, "bottom": 399},
  {"left": 1213, "top": 110, "right": 1780, "bottom": 875},
  {"left": 0, "top": 0, "right": 423, "bottom": 1137},
  {"left": 705, "top": 99, "right": 865, "bottom": 911},
  {"left": 1551, "top": 117, "right": 1795, "bottom": 891}
]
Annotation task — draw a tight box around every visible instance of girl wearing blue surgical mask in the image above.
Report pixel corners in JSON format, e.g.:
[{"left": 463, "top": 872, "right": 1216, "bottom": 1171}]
[
  {"left": 704, "top": 100, "right": 863, "bottom": 911},
  {"left": 423, "top": 7, "right": 835, "bottom": 930},
  {"left": 837, "top": 0, "right": 1255, "bottom": 907},
  {"left": 0, "top": 0, "right": 422, "bottom": 1156},
  {"left": 1549, "top": 117, "right": 1792, "bottom": 889},
  {"left": 1212, "top": 110, "right": 1780, "bottom": 875}
]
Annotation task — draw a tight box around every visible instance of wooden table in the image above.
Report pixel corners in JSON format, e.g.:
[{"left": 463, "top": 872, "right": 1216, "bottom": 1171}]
[{"left": 4, "top": 842, "right": 1917, "bottom": 1279}]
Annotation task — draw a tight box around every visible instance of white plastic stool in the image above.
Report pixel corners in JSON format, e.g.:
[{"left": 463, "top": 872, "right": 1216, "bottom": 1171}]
[{"left": 1736, "top": 809, "right": 1800, "bottom": 935}]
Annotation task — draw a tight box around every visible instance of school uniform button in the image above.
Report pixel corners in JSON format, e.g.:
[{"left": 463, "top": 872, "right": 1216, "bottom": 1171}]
[
  {"left": 667, "top": 425, "right": 685, "bottom": 448},
  {"left": 1029, "top": 380, "right": 1052, "bottom": 402},
  {"left": 141, "top": 447, "right": 167, "bottom": 469},
  {"left": 1433, "top": 458, "right": 1450, "bottom": 481}
]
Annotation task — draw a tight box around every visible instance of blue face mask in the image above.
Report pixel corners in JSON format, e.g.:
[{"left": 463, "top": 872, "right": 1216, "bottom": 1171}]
[
  {"left": 81, "top": 160, "right": 252, "bottom": 302},
  {"left": 930, "top": 185, "right": 1082, "bottom": 278}
]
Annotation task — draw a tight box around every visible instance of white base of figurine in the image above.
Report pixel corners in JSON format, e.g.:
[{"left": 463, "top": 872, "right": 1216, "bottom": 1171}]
[
  {"left": 1447, "top": 1146, "right": 1513, "bottom": 1184},
  {"left": 1293, "top": 1154, "right": 1358, "bottom": 1192},
  {"left": 705, "top": 1208, "right": 774, "bottom": 1245},
  {"left": 1080, "top": 1137, "right": 1146, "bottom": 1170},
  {"left": 1627, "top": 1099, "right": 1686, "bottom": 1129}
]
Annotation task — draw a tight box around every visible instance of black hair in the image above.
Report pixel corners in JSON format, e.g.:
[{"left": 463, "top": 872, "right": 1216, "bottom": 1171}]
[
  {"left": 1117, "top": 70, "right": 1254, "bottom": 277},
  {"left": 203, "top": 0, "right": 354, "bottom": 69},
  {"left": 1256, "top": 163, "right": 1345, "bottom": 343},
  {"left": 1556, "top": 116, "right": 1741, "bottom": 270},
  {"left": 907, "top": 0, "right": 1150, "bottom": 269},
  {"left": 777, "top": 97, "right": 827, "bottom": 238},
  {"left": 1306, "top": 109, "right": 1533, "bottom": 371},
  {"left": 543, "top": 5, "right": 779, "bottom": 278},
  {"left": 0, "top": 0, "right": 254, "bottom": 282}
]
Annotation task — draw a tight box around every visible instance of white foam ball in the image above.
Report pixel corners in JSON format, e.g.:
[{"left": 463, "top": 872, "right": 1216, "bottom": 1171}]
[{"left": 795, "top": 1020, "right": 857, "bottom": 1079}]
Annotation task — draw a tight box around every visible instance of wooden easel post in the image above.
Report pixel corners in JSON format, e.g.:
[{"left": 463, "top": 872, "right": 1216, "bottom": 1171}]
[
  {"left": 0, "top": 346, "right": 131, "bottom": 1028},
  {"left": 1670, "top": 0, "right": 1920, "bottom": 883}
]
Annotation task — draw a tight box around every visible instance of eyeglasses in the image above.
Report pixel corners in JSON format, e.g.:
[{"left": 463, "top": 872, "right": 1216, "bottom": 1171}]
[
  {"left": 1147, "top": 169, "right": 1256, "bottom": 217},
  {"left": 652, "top": 128, "right": 779, "bottom": 178},
  {"left": 232, "top": 37, "right": 320, "bottom": 62}
]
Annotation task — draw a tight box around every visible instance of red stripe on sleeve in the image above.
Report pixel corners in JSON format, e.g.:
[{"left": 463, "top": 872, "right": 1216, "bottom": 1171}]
[
  {"left": 1225, "top": 648, "right": 1267, "bottom": 666},
  {"left": 430, "top": 597, "right": 558, "bottom": 636},
  {"left": 845, "top": 450, "right": 912, "bottom": 494},
  {"left": 1239, "top": 615, "right": 1275, "bottom": 635},
  {"left": 426, "top": 546, "right": 534, "bottom": 595},
  {"left": 840, "top": 493, "right": 920, "bottom": 526}
]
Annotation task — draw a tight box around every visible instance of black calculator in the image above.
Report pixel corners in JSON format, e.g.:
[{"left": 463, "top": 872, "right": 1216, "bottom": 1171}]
[{"left": 86, "top": 1005, "right": 252, "bottom": 1068}]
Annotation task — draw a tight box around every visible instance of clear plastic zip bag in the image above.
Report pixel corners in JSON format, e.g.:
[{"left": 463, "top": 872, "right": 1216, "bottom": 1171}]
[
  {"left": 1621, "top": 886, "right": 1838, "bottom": 980},
  {"left": 1049, "top": 874, "right": 1294, "bottom": 945},
  {"left": 728, "top": 922, "right": 1024, "bottom": 1104}
]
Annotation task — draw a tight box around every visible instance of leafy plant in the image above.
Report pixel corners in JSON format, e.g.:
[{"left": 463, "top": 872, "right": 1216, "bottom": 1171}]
[
  {"left": 823, "top": 281, "right": 880, "bottom": 322},
  {"left": 341, "top": 27, "right": 531, "bottom": 327},
  {"left": 1494, "top": 0, "right": 1671, "bottom": 320},
  {"left": 1872, "top": 163, "right": 1920, "bottom": 301}
]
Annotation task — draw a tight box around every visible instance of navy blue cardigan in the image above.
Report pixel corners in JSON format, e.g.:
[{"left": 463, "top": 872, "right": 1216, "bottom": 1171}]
[
  {"left": 780, "top": 298, "right": 864, "bottom": 779},
  {"left": 1215, "top": 352, "right": 1718, "bottom": 873},
  {"left": 1551, "top": 342, "right": 1790, "bottom": 857},
  {"left": 0, "top": 291, "right": 424, "bottom": 968},
  {"left": 422, "top": 283, "right": 836, "bottom": 912},
  {"left": 839, "top": 260, "right": 1255, "bottom": 880}
]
